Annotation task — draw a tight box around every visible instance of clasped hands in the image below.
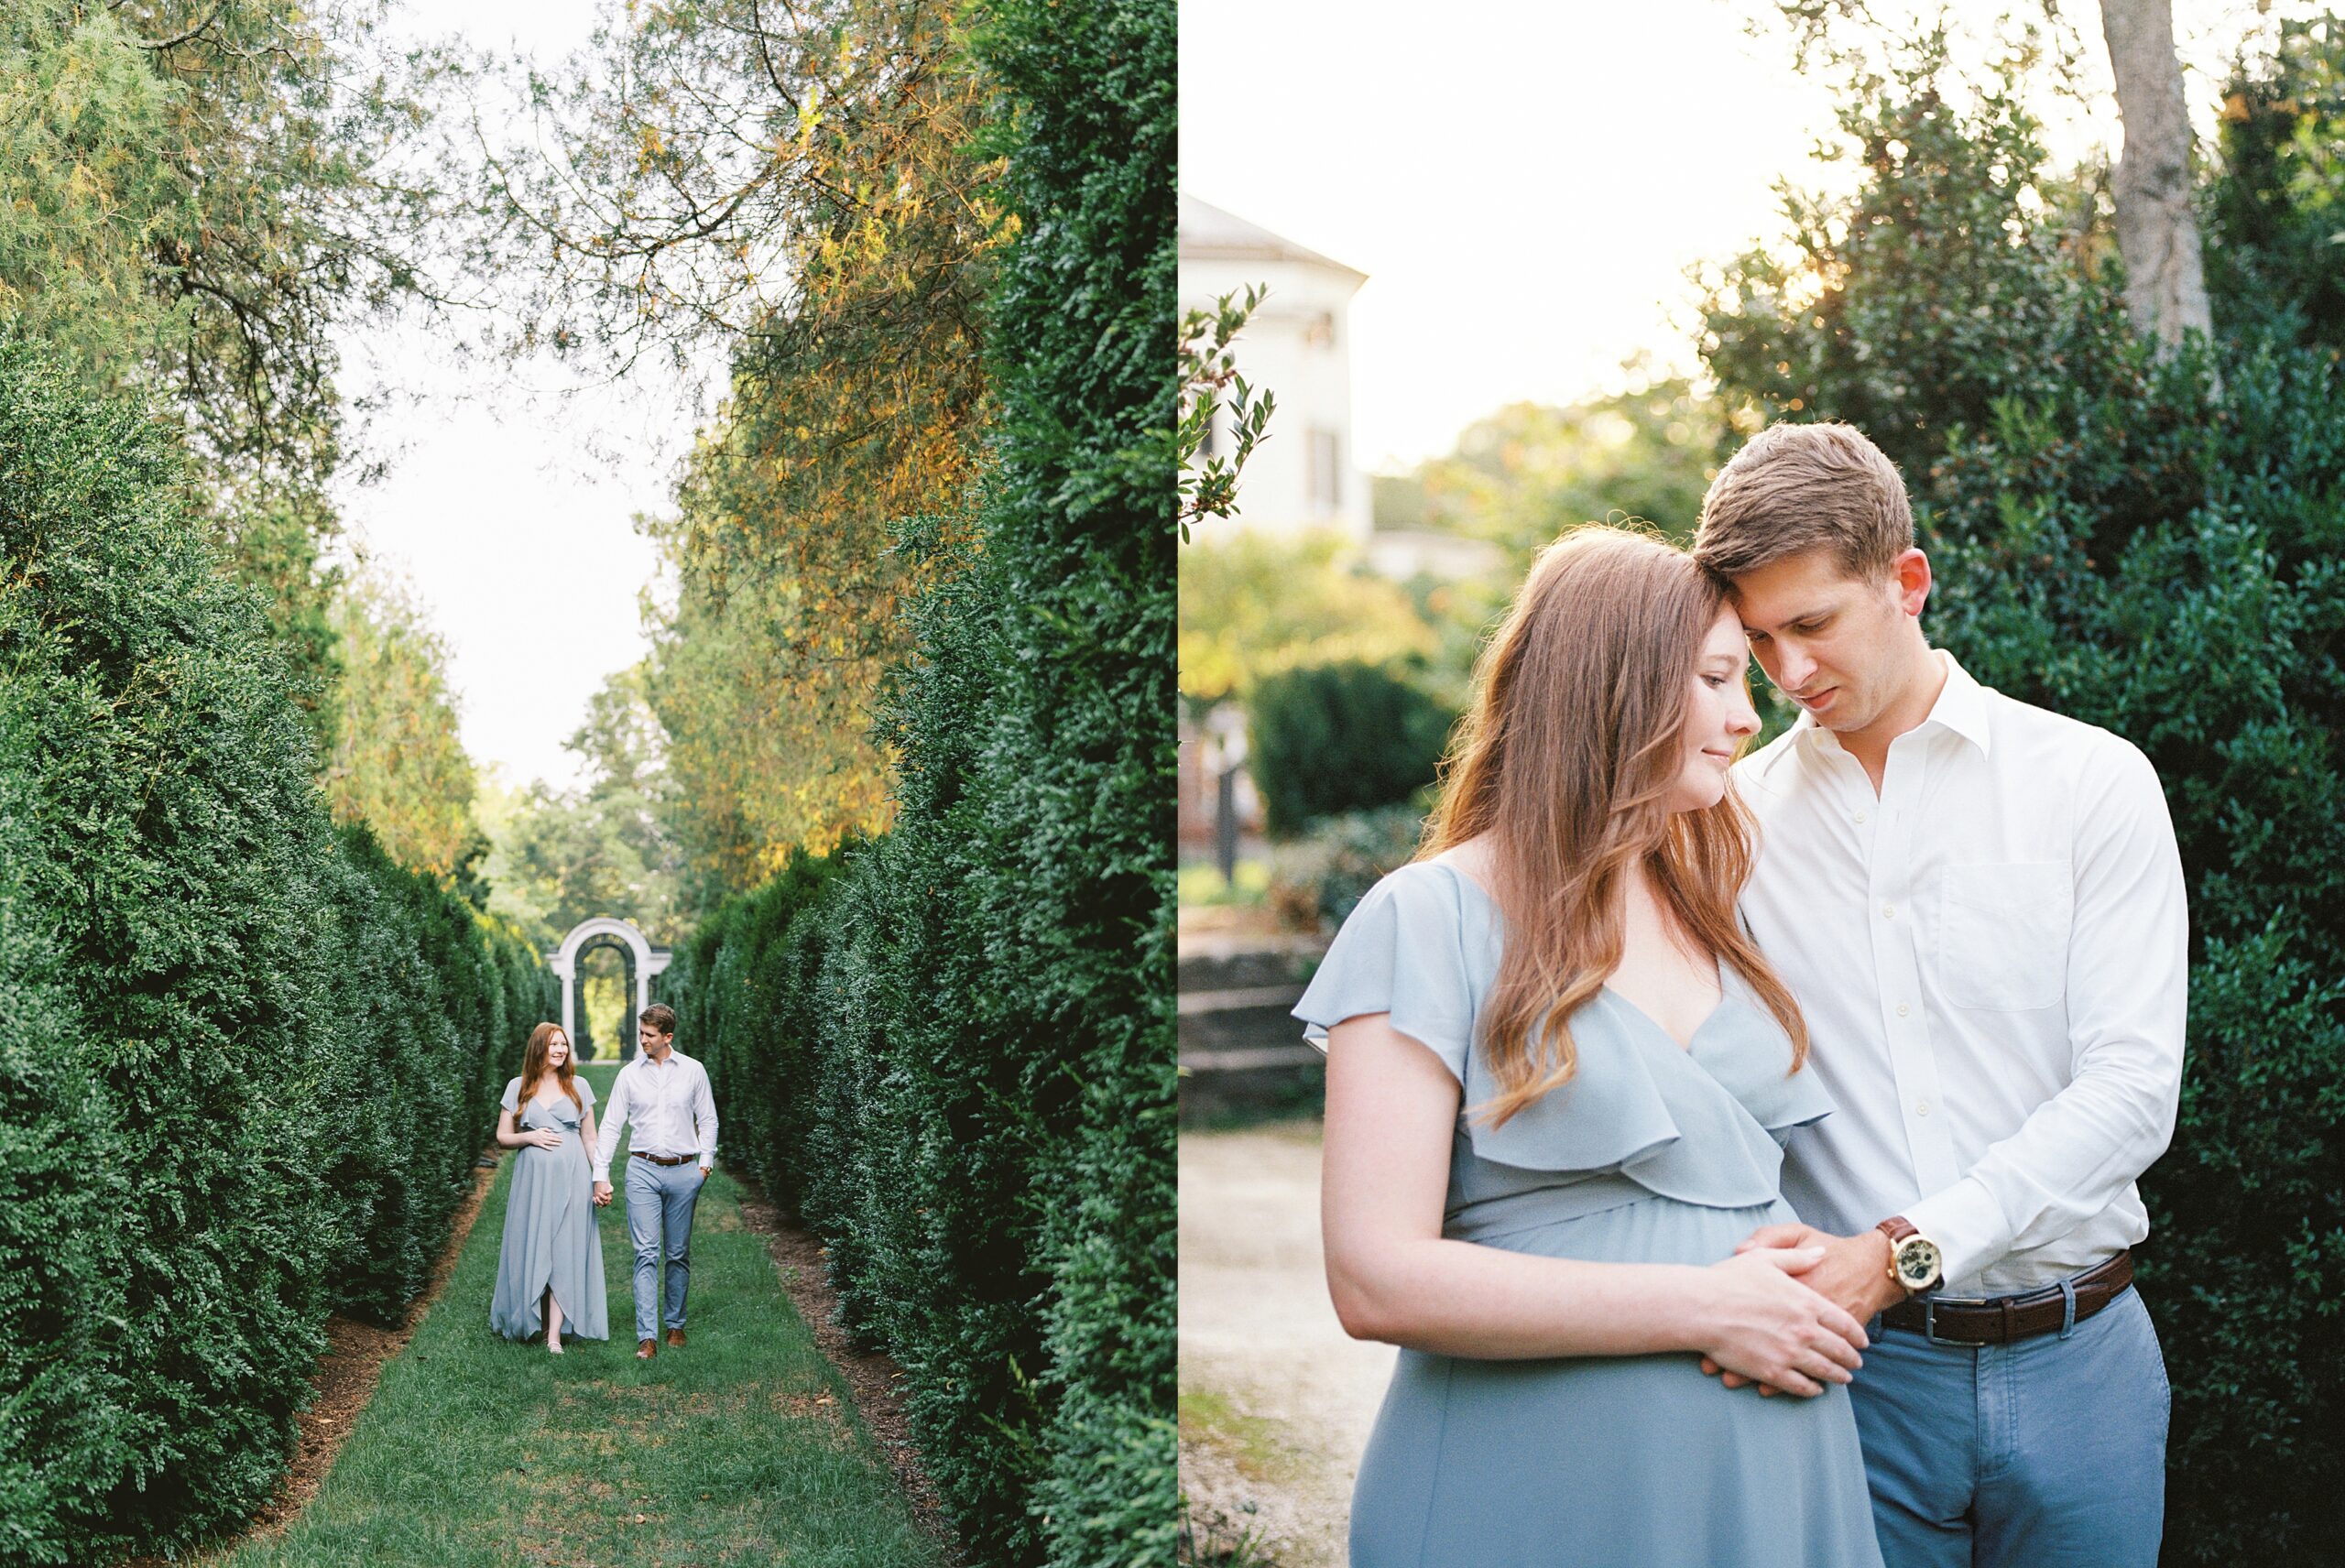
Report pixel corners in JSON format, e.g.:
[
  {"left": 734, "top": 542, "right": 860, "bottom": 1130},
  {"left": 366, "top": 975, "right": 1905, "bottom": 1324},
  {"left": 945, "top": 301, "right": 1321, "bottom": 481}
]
[{"left": 1700, "top": 1224, "right": 1903, "bottom": 1399}]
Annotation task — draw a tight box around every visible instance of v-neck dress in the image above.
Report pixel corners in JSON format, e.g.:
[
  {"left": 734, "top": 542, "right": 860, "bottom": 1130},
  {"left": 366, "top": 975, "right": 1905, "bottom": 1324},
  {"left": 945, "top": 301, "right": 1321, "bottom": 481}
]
[
  {"left": 1295, "top": 860, "right": 1882, "bottom": 1568},
  {"left": 489, "top": 1075, "right": 609, "bottom": 1342}
]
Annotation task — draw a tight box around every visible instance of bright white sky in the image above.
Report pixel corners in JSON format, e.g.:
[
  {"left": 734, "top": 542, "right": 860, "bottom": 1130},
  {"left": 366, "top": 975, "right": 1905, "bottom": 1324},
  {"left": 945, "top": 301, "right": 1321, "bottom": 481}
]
[
  {"left": 329, "top": 0, "right": 718, "bottom": 794},
  {"left": 1178, "top": 0, "right": 2283, "bottom": 474}
]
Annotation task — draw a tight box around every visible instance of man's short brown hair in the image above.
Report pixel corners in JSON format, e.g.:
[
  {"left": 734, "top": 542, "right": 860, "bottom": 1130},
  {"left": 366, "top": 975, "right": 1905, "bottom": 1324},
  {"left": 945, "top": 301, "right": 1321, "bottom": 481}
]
[
  {"left": 1692, "top": 421, "right": 1914, "bottom": 582},
  {"left": 638, "top": 1003, "right": 678, "bottom": 1037}
]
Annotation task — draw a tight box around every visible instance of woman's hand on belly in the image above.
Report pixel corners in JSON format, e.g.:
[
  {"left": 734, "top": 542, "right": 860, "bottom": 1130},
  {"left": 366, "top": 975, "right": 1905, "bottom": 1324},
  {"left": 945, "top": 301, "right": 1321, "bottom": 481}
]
[{"left": 1690, "top": 1247, "right": 1869, "bottom": 1398}]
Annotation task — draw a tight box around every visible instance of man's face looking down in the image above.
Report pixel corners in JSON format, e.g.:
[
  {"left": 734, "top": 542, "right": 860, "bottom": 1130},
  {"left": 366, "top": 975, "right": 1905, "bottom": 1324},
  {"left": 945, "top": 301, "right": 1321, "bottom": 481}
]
[{"left": 1728, "top": 545, "right": 1933, "bottom": 751}]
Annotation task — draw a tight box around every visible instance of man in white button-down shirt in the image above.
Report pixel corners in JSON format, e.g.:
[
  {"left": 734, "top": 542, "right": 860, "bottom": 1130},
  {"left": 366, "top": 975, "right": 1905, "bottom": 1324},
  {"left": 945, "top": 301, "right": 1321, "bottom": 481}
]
[
  {"left": 1693, "top": 422, "right": 2186, "bottom": 1568},
  {"left": 592, "top": 1003, "right": 720, "bottom": 1358}
]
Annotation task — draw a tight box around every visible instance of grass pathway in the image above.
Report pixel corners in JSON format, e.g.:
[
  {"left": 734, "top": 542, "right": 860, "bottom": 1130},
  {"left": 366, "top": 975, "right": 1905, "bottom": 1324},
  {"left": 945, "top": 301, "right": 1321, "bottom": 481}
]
[{"left": 217, "top": 1062, "right": 942, "bottom": 1568}]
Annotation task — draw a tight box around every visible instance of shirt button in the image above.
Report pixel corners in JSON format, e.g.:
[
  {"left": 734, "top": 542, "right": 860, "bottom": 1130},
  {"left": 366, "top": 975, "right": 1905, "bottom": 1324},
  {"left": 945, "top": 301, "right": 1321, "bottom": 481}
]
[
  {"left": 1916, "top": 1101, "right": 1932, "bottom": 1116},
  {"left": 1854, "top": 810, "right": 1869, "bottom": 824},
  {"left": 1897, "top": 1003, "right": 1911, "bottom": 1018},
  {"left": 1881, "top": 904, "right": 1895, "bottom": 920}
]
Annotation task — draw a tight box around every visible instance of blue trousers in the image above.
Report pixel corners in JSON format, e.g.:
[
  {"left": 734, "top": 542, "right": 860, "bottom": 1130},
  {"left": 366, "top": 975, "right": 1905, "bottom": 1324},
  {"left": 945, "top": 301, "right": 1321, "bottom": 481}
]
[
  {"left": 1851, "top": 1285, "right": 2169, "bottom": 1568},
  {"left": 624, "top": 1157, "right": 704, "bottom": 1343}
]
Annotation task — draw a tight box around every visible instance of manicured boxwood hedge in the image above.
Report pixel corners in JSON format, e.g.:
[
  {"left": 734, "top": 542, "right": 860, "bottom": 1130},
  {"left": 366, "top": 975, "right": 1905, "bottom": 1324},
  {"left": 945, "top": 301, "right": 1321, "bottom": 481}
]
[
  {"left": 669, "top": 1, "right": 1172, "bottom": 1562},
  {"left": 1247, "top": 660, "right": 1457, "bottom": 837},
  {"left": 0, "top": 334, "right": 551, "bottom": 1567}
]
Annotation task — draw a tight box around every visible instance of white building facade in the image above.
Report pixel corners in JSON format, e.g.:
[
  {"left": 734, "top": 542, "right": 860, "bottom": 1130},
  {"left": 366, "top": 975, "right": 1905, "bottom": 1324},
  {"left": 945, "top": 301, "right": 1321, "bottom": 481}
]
[{"left": 1178, "top": 194, "right": 1370, "bottom": 543}]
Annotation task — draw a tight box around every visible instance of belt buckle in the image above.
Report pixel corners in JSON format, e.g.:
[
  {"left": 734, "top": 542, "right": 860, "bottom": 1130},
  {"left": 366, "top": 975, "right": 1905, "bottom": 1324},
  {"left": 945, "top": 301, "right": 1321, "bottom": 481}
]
[{"left": 1920, "top": 1294, "right": 1985, "bottom": 1348}]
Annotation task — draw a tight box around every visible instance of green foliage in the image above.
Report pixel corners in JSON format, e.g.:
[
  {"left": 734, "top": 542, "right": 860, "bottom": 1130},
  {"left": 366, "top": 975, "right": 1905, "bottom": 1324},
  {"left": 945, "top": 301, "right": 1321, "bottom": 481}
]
[
  {"left": 1266, "top": 805, "right": 1430, "bottom": 931},
  {"left": 1375, "top": 379, "right": 1726, "bottom": 568},
  {"left": 1246, "top": 662, "right": 1456, "bottom": 837},
  {"left": 671, "top": 844, "right": 861, "bottom": 1214},
  {"left": 1177, "top": 531, "right": 1437, "bottom": 709},
  {"left": 1699, "top": 22, "right": 2345, "bottom": 1560},
  {"left": 0, "top": 0, "right": 446, "bottom": 742},
  {"left": 0, "top": 4, "right": 180, "bottom": 373},
  {"left": 477, "top": 664, "right": 690, "bottom": 949},
  {"left": 0, "top": 336, "right": 549, "bottom": 1566},
  {"left": 669, "top": 0, "right": 1173, "bottom": 1560},
  {"left": 326, "top": 568, "right": 482, "bottom": 877},
  {"left": 1178, "top": 283, "right": 1277, "bottom": 537},
  {"left": 1699, "top": 25, "right": 2126, "bottom": 481},
  {"left": 2207, "top": 15, "right": 2345, "bottom": 352}
]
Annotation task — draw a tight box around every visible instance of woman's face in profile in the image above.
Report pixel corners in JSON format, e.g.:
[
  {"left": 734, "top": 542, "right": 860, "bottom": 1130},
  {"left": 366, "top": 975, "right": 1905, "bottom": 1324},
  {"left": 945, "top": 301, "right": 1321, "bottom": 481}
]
[
  {"left": 546, "top": 1031, "right": 570, "bottom": 1069},
  {"left": 1663, "top": 606, "right": 1762, "bottom": 814}
]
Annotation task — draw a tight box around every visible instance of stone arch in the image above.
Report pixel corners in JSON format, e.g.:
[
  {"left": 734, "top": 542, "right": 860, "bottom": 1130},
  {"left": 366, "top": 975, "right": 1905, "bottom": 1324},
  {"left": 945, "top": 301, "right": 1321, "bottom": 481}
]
[{"left": 547, "top": 917, "right": 672, "bottom": 1062}]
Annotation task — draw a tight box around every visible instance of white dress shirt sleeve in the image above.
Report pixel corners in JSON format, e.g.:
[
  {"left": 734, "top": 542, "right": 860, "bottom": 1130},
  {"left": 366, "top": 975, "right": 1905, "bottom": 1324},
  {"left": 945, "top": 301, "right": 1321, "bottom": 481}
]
[
  {"left": 1904, "top": 742, "right": 2188, "bottom": 1283},
  {"left": 693, "top": 1062, "right": 719, "bottom": 1168},
  {"left": 593, "top": 1066, "right": 630, "bottom": 1182}
]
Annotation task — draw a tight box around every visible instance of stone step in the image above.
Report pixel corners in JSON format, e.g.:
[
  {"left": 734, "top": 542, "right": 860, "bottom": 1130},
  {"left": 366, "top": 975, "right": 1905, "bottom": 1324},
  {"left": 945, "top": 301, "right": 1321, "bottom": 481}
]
[
  {"left": 1177, "top": 1051, "right": 1325, "bottom": 1125},
  {"left": 1177, "top": 1043, "right": 1325, "bottom": 1073},
  {"left": 1175, "top": 932, "right": 1325, "bottom": 994},
  {"left": 1179, "top": 994, "right": 1309, "bottom": 1054}
]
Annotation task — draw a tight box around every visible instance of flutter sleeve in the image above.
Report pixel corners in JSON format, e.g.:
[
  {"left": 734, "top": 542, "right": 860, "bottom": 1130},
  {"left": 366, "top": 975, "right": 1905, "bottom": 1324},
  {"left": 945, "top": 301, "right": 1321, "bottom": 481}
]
[
  {"left": 499, "top": 1077, "right": 520, "bottom": 1116},
  {"left": 1293, "top": 865, "right": 1476, "bottom": 1083}
]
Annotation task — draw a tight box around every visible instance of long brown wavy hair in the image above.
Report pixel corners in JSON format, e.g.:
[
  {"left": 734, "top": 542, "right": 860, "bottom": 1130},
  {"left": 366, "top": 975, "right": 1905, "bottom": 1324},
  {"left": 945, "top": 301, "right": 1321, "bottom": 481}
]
[
  {"left": 1423, "top": 525, "right": 1808, "bottom": 1127},
  {"left": 516, "top": 1022, "right": 582, "bottom": 1118}
]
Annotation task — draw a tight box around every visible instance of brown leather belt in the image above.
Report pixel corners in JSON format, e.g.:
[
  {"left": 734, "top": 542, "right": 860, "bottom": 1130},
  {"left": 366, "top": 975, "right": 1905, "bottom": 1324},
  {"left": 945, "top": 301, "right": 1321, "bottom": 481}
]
[
  {"left": 630, "top": 1150, "right": 699, "bottom": 1167},
  {"left": 1881, "top": 1251, "right": 2134, "bottom": 1346}
]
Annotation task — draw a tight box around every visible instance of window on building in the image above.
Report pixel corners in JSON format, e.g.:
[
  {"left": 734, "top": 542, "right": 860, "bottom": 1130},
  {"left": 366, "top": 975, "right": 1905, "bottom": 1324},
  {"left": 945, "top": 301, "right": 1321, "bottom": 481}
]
[{"left": 1308, "top": 428, "right": 1341, "bottom": 512}]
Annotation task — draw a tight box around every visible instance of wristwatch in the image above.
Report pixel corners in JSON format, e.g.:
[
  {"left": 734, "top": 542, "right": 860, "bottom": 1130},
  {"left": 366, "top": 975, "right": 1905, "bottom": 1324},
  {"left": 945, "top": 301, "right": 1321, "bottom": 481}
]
[{"left": 1876, "top": 1215, "right": 1945, "bottom": 1295}]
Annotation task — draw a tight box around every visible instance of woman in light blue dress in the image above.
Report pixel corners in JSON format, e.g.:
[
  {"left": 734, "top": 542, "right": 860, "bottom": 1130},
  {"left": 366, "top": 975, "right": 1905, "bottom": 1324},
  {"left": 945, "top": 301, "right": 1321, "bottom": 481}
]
[
  {"left": 490, "top": 1022, "right": 609, "bottom": 1351},
  {"left": 1305, "top": 527, "right": 1883, "bottom": 1567}
]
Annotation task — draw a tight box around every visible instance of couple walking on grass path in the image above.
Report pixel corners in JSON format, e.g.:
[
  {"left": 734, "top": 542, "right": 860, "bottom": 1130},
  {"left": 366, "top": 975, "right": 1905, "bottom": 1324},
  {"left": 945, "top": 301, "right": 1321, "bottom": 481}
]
[{"left": 487, "top": 1002, "right": 722, "bottom": 1358}]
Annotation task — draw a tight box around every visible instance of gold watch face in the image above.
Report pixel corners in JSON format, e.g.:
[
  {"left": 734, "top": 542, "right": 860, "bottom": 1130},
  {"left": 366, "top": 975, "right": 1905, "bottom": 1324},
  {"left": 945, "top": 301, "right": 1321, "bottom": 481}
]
[{"left": 1894, "top": 1237, "right": 1943, "bottom": 1290}]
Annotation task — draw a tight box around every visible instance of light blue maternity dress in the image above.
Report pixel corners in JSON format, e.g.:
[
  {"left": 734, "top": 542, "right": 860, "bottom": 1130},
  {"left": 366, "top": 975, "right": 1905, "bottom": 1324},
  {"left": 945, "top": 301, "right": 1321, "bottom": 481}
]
[
  {"left": 489, "top": 1076, "right": 610, "bottom": 1342},
  {"left": 1297, "top": 860, "right": 1883, "bottom": 1568}
]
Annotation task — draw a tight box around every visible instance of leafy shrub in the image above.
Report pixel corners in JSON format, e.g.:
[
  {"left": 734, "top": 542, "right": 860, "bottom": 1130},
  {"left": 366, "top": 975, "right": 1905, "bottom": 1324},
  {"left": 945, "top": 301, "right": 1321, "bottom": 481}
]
[
  {"left": 673, "top": 842, "right": 859, "bottom": 1213},
  {"left": 668, "top": 1, "right": 1173, "bottom": 1561},
  {"left": 1701, "top": 25, "right": 2345, "bottom": 1560},
  {"left": 1266, "top": 805, "right": 1429, "bottom": 932},
  {"left": 1246, "top": 661, "right": 1457, "bottom": 837},
  {"left": 0, "top": 334, "right": 550, "bottom": 1565}
]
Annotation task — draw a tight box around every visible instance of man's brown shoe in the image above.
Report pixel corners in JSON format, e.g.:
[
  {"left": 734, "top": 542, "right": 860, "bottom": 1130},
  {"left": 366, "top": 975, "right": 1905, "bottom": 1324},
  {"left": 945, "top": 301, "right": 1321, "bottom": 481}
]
[
  {"left": 636, "top": 1338, "right": 657, "bottom": 1359},
  {"left": 665, "top": 1328, "right": 686, "bottom": 1348}
]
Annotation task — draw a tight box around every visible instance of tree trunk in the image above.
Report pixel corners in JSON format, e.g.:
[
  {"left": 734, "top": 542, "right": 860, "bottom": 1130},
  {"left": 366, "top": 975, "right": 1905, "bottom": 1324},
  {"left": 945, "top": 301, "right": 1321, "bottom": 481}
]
[{"left": 2099, "top": 0, "right": 2214, "bottom": 352}]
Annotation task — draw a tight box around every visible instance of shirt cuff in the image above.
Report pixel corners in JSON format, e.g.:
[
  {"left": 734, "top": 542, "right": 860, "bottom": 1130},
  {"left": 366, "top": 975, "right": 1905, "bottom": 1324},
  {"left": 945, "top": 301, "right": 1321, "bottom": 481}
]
[
  {"left": 700, "top": 1149, "right": 716, "bottom": 1168},
  {"left": 1903, "top": 1176, "right": 2011, "bottom": 1291},
  {"left": 592, "top": 1162, "right": 610, "bottom": 1182}
]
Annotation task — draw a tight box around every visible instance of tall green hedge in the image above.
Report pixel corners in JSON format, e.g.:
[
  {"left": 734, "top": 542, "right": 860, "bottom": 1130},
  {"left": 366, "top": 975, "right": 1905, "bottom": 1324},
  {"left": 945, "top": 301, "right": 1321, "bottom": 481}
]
[
  {"left": 0, "top": 334, "right": 551, "bottom": 1566},
  {"left": 1701, "top": 27, "right": 2345, "bottom": 1559},
  {"left": 1246, "top": 660, "right": 1456, "bottom": 836},
  {"left": 669, "top": 0, "right": 1172, "bottom": 1561}
]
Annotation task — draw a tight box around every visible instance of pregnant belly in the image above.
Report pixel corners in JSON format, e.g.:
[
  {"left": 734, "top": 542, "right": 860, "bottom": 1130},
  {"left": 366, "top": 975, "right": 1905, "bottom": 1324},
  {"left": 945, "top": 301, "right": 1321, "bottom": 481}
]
[{"left": 1471, "top": 1188, "right": 1794, "bottom": 1269}]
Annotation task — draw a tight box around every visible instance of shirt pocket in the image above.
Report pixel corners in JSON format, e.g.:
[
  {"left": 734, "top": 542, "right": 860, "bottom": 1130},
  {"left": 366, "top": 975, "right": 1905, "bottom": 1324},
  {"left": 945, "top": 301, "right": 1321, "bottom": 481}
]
[{"left": 1936, "top": 861, "right": 2072, "bottom": 1011}]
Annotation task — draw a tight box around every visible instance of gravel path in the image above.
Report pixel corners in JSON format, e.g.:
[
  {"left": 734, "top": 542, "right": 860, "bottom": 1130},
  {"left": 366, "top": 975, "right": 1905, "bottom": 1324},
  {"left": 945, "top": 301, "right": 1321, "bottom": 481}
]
[{"left": 1178, "top": 1120, "right": 1393, "bottom": 1566}]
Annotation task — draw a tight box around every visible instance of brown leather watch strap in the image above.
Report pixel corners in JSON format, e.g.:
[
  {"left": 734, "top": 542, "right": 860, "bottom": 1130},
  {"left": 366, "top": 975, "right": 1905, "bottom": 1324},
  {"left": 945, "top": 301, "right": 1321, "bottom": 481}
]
[
  {"left": 1877, "top": 1215, "right": 1919, "bottom": 1247},
  {"left": 1881, "top": 1251, "right": 2134, "bottom": 1345}
]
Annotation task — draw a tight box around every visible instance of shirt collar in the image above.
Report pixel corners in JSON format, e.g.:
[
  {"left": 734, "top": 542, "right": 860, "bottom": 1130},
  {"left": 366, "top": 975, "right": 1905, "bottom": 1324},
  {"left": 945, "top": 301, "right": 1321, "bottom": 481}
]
[{"left": 1788, "top": 648, "right": 1992, "bottom": 759}]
